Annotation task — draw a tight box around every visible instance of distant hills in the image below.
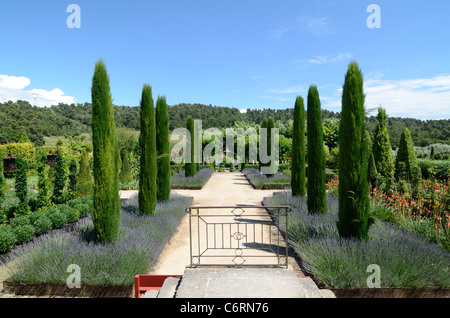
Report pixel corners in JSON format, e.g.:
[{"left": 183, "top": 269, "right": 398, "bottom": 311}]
[{"left": 0, "top": 100, "right": 448, "bottom": 147}]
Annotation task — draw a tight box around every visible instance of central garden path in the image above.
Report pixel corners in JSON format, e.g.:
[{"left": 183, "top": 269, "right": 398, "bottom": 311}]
[
  {"left": 143, "top": 172, "right": 294, "bottom": 276},
  {"left": 121, "top": 172, "right": 335, "bottom": 298}
]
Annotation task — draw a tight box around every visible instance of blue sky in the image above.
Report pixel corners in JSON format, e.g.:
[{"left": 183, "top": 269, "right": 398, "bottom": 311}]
[{"left": 0, "top": 0, "right": 449, "bottom": 119}]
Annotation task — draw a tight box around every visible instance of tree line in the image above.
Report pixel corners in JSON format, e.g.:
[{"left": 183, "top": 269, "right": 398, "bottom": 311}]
[{"left": 1, "top": 97, "right": 449, "bottom": 148}]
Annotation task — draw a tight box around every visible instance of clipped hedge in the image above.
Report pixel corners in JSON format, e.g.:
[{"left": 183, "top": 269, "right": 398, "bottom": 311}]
[
  {"left": 0, "top": 196, "right": 93, "bottom": 254},
  {"left": 0, "top": 225, "right": 16, "bottom": 253},
  {"left": 417, "top": 159, "right": 450, "bottom": 180}
]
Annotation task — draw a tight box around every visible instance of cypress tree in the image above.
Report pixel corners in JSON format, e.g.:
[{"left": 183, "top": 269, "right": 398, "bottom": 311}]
[
  {"left": 15, "top": 154, "right": 29, "bottom": 215},
  {"left": 139, "top": 84, "right": 157, "bottom": 215},
  {"left": 307, "top": 86, "right": 326, "bottom": 213},
  {"left": 395, "top": 127, "right": 420, "bottom": 181},
  {"left": 337, "top": 61, "right": 371, "bottom": 240},
  {"left": 291, "top": 96, "right": 306, "bottom": 196},
  {"left": 76, "top": 147, "right": 93, "bottom": 198},
  {"left": 0, "top": 152, "right": 5, "bottom": 202},
  {"left": 119, "top": 150, "right": 133, "bottom": 183},
  {"left": 156, "top": 96, "right": 171, "bottom": 201},
  {"left": 52, "top": 149, "right": 67, "bottom": 204},
  {"left": 185, "top": 116, "right": 196, "bottom": 177},
  {"left": 259, "top": 118, "right": 268, "bottom": 172},
  {"left": 372, "top": 107, "right": 395, "bottom": 189},
  {"left": 266, "top": 117, "right": 275, "bottom": 177},
  {"left": 91, "top": 59, "right": 120, "bottom": 243},
  {"left": 68, "top": 160, "right": 78, "bottom": 200},
  {"left": 366, "top": 131, "right": 378, "bottom": 189}
]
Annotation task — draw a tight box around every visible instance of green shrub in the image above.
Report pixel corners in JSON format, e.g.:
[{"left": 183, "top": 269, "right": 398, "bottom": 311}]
[
  {"left": 76, "top": 148, "right": 93, "bottom": 198},
  {"left": 58, "top": 204, "right": 79, "bottom": 223},
  {"left": 13, "top": 224, "right": 35, "bottom": 244},
  {"left": 46, "top": 208, "right": 68, "bottom": 229},
  {"left": 76, "top": 203, "right": 91, "bottom": 218},
  {"left": 9, "top": 215, "right": 31, "bottom": 228},
  {"left": 32, "top": 214, "right": 52, "bottom": 235},
  {"left": 0, "top": 225, "right": 16, "bottom": 253},
  {"left": 119, "top": 151, "right": 133, "bottom": 183}
]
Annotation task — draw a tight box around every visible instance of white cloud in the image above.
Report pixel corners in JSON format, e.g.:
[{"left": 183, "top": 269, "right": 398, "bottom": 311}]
[
  {"left": 303, "top": 17, "right": 336, "bottom": 36},
  {"left": 307, "top": 53, "right": 353, "bottom": 65},
  {"left": 0, "top": 74, "right": 75, "bottom": 107},
  {"left": 320, "top": 74, "right": 450, "bottom": 119},
  {"left": 364, "top": 75, "right": 450, "bottom": 119}
]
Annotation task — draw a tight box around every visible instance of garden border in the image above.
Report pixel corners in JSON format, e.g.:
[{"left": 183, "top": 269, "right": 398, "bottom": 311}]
[
  {"left": 2, "top": 280, "right": 133, "bottom": 298},
  {"left": 262, "top": 198, "right": 450, "bottom": 299},
  {"left": 243, "top": 172, "right": 290, "bottom": 190}
]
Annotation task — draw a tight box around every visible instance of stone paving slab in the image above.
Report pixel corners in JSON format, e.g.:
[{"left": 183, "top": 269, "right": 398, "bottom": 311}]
[{"left": 174, "top": 267, "right": 326, "bottom": 298}]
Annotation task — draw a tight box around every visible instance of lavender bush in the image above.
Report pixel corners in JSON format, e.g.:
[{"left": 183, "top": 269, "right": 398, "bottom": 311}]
[
  {"left": 171, "top": 167, "right": 213, "bottom": 189},
  {"left": 2, "top": 194, "right": 192, "bottom": 286},
  {"left": 242, "top": 168, "right": 290, "bottom": 189},
  {"left": 264, "top": 191, "right": 450, "bottom": 288}
]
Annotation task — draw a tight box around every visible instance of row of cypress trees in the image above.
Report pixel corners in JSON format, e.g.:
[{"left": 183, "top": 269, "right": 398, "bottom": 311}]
[
  {"left": 290, "top": 61, "right": 375, "bottom": 240},
  {"left": 290, "top": 86, "right": 327, "bottom": 214},
  {"left": 91, "top": 60, "right": 171, "bottom": 244}
]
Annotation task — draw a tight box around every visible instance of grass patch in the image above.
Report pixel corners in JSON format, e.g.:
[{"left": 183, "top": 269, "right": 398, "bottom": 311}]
[
  {"left": 1, "top": 194, "right": 192, "bottom": 286},
  {"left": 263, "top": 191, "right": 450, "bottom": 288}
]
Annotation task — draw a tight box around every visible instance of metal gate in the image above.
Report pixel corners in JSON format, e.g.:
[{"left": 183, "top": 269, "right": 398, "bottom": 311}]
[{"left": 186, "top": 205, "right": 291, "bottom": 268}]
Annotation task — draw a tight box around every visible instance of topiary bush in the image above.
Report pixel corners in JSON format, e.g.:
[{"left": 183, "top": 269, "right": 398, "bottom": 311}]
[
  {"left": 30, "top": 211, "right": 53, "bottom": 235},
  {"left": 76, "top": 203, "right": 91, "bottom": 218},
  {"left": 58, "top": 204, "right": 79, "bottom": 223},
  {"left": 0, "top": 225, "right": 16, "bottom": 253},
  {"left": 46, "top": 207, "right": 68, "bottom": 229},
  {"left": 12, "top": 224, "right": 35, "bottom": 244}
]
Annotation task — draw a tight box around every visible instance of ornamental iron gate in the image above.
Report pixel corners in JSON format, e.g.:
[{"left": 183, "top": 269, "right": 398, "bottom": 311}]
[{"left": 186, "top": 205, "right": 291, "bottom": 268}]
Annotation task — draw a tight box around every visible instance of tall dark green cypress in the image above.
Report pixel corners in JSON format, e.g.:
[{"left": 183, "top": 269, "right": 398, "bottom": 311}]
[
  {"left": 15, "top": 154, "right": 29, "bottom": 215},
  {"left": 372, "top": 107, "right": 395, "bottom": 189},
  {"left": 52, "top": 149, "right": 67, "bottom": 204},
  {"left": 91, "top": 59, "right": 120, "bottom": 243},
  {"left": 337, "top": 62, "right": 371, "bottom": 240},
  {"left": 185, "top": 116, "right": 196, "bottom": 177},
  {"left": 291, "top": 96, "right": 306, "bottom": 196},
  {"left": 259, "top": 118, "right": 268, "bottom": 173},
  {"left": 266, "top": 117, "right": 275, "bottom": 177},
  {"left": 366, "top": 131, "right": 378, "bottom": 189},
  {"left": 156, "top": 96, "right": 171, "bottom": 201},
  {"left": 139, "top": 84, "right": 157, "bottom": 215},
  {"left": 395, "top": 127, "right": 419, "bottom": 181},
  {"left": 307, "top": 86, "right": 326, "bottom": 213}
]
